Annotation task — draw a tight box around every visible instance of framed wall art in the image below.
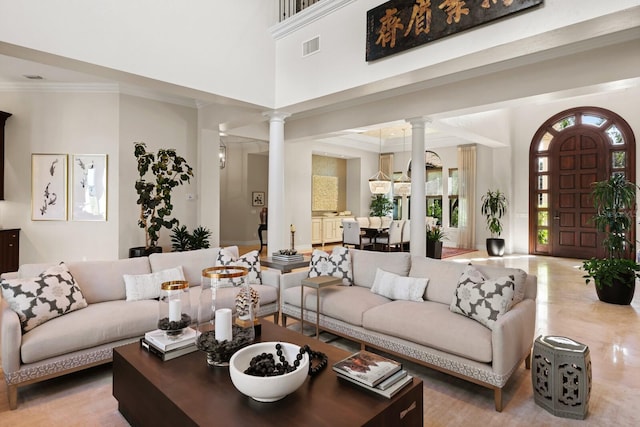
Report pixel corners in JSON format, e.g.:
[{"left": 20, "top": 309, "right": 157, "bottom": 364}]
[
  {"left": 252, "top": 191, "right": 265, "bottom": 207},
  {"left": 31, "top": 153, "right": 68, "bottom": 221},
  {"left": 71, "top": 154, "right": 108, "bottom": 221}
]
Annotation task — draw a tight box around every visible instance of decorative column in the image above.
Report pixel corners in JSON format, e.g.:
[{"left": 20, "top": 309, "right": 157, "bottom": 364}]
[
  {"left": 406, "top": 117, "right": 430, "bottom": 257},
  {"left": 263, "top": 111, "right": 291, "bottom": 255}
]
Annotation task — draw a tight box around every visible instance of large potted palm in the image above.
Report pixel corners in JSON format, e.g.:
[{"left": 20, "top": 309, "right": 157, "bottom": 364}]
[
  {"left": 581, "top": 174, "right": 639, "bottom": 305},
  {"left": 480, "top": 189, "right": 507, "bottom": 256},
  {"left": 130, "top": 142, "right": 194, "bottom": 257}
]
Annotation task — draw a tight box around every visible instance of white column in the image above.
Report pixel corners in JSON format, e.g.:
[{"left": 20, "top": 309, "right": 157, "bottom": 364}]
[
  {"left": 197, "top": 128, "right": 221, "bottom": 247},
  {"left": 406, "top": 117, "right": 430, "bottom": 257},
  {"left": 263, "top": 111, "right": 291, "bottom": 255}
]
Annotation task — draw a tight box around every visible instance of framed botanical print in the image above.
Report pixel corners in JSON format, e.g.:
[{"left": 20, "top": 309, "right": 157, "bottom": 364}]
[
  {"left": 252, "top": 191, "right": 265, "bottom": 207},
  {"left": 31, "top": 153, "right": 68, "bottom": 221},
  {"left": 71, "top": 154, "right": 108, "bottom": 221}
]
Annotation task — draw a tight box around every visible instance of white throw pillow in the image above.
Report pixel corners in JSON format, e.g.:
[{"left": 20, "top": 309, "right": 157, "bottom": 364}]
[
  {"left": 450, "top": 265, "right": 515, "bottom": 330},
  {"left": 308, "top": 247, "right": 353, "bottom": 286},
  {"left": 0, "top": 263, "right": 88, "bottom": 332},
  {"left": 370, "top": 268, "right": 428, "bottom": 302},
  {"left": 123, "top": 266, "right": 185, "bottom": 302}
]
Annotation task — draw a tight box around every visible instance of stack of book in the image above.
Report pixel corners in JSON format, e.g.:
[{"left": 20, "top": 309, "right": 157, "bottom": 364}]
[
  {"left": 141, "top": 328, "right": 198, "bottom": 361},
  {"left": 272, "top": 252, "right": 304, "bottom": 262},
  {"left": 332, "top": 350, "right": 413, "bottom": 399}
]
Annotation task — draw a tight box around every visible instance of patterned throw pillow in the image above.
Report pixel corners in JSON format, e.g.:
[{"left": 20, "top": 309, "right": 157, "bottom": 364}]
[
  {"left": 308, "top": 247, "right": 353, "bottom": 286},
  {"left": 123, "top": 266, "right": 185, "bottom": 301},
  {"left": 0, "top": 263, "right": 88, "bottom": 333},
  {"left": 450, "top": 265, "right": 515, "bottom": 330},
  {"left": 216, "top": 248, "right": 262, "bottom": 284},
  {"left": 370, "top": 268, "right": 428, "bottom": 302}
]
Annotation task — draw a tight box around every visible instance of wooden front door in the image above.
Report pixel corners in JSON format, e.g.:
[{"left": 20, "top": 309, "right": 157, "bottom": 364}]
[
  {"left": 529, "top": 107, "right": 636, "bottom": 259},
  {"left": 551, "top": 130, "right": 605, "bottom": 258}
]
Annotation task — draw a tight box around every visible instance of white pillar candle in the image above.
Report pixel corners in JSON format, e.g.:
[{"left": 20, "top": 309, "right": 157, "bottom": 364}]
[
  {"left": 215, "top": 308, "right": 233, "bottom": 342},
  {"left": 169, "top": 298, "right": 181, "bottom": 322}
]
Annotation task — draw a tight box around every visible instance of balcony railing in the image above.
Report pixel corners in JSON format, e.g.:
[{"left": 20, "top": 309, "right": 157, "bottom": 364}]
[{"left": 279, "top": 0, "right": 322, "bottom": 22}]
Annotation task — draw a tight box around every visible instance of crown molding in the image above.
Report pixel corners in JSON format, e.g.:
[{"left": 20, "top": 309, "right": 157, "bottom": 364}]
[
  {"left": 270, "top": 0, "right": 355, "bottom": 40},
  {"left": 0, "top": 82, "right": 119, "bottom": 93},
  {"left": 0, "top": 82, "right": 198, "bottom": 108}
]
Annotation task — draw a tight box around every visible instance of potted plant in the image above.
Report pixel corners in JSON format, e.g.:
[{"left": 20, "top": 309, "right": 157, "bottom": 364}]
[
  {"left": 581, "top": 174, "right": 639, "bottom": 305},
  {"left": 171, "top": 225, "right": 212, "bottom": 252},
  {"left": 130, "top": 142, "right": 194, "bottom": 257},
  {"left": 369, "top": 194, "right": 393, "bottom": 217},
  {"left": 426, "top": 225, "right": 446, "bottom": 259},
  {"left": 481, "top": 189, "right": 508, "bottom": 256}
]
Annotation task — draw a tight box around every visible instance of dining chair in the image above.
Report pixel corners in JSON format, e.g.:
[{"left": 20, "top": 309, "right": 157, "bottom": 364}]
[
  {"left": 368, "top": 216, "right": 382, "bottom": 229},
  {"left": 342, "top": 218, "right": 374, "bottom": 250},
  {"left": 400, "top": 220, "right": 410, "bottom": 251},
  {"left": 355, "top": 217, "right": 370, "bottom": 228},
  {"left": 375, "top": 220, "right": 404, "bottom": 251}
]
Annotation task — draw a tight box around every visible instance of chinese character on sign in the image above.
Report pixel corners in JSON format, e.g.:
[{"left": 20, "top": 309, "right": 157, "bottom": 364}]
[
  {"left": 376, "top": 8, "right": 404, "bottom": 48},
  {"left": 404, "top": 0, "right": 432, "bottom": 37},
  {"left": 438, "top": 0, "right": 469, "bottom": 24},
  {"left": 482, "top": 0, "right": 514, "bottom": 8}
]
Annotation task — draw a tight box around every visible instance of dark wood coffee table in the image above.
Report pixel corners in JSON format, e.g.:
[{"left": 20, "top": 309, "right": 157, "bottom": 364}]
[{"left": 113, "top": 321, "right": 423, "bottom": 426}]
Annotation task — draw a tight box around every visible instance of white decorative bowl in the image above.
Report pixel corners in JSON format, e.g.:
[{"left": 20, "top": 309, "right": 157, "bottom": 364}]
[{"left": 229, "top": 342, "right": 309, "bottom": 402}]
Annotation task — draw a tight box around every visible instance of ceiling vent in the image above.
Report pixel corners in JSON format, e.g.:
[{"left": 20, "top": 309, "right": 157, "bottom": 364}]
[
  {"left": 302, "top": 36, "right": 320, "bottom": 57},
  {"left": 23, "top": 75, "right": 44, "bottom": 80}
]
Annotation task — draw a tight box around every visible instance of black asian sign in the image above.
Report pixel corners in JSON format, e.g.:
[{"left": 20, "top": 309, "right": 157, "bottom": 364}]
[{"left": 366, "top": 0, "right": 544, "bottom": 61}]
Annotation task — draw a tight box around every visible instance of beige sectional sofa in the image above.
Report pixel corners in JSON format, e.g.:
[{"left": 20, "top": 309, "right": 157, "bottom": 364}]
[
  {"left": 280, "top": 249, "right": 537, "bottom": 411},
  {"left": 0, "top": 247, "right": 279, "bottom": 409}
]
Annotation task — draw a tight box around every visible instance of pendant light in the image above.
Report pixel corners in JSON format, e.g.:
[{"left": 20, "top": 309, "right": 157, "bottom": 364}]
[
  {"left": 393, "top": 129, "right": 411, "bottom": 196},
  {"left": 369, "top": 129, "right": 392, "bottom": 194}
]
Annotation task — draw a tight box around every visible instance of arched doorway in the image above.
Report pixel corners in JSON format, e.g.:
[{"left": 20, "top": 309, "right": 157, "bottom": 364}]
[{"left": 529, "top": 107, "right": 636, "bottom": 259}]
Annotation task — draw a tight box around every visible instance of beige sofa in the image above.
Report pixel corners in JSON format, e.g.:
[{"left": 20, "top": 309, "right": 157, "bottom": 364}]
[
  {"left": 0, "top": 247, "right": 279, "bottom": 409},
  {"left": 280, "top": 249, "right": 536, "bottom": 411}
]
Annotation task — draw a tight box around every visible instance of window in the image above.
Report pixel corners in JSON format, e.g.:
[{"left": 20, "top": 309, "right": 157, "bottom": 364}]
[{"left": 448, "top": 169, "right": 458, "bottom": 228}]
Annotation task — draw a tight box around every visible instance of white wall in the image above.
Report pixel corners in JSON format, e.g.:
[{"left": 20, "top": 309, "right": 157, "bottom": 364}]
[
  {"left": 118, "top": 95, "right": 198, "bottom": 258},
  {"left": 0, "top": 1, "right": 278, "bottom": 107},
  {"left": 0, "top": 89, "right": 199, "bottom": 264},
  {"left": 274, "top": 0, "right": 640, "bottom": 108},
  {"left": 1, "top": 90, "right": 120, "bottom": 263}
]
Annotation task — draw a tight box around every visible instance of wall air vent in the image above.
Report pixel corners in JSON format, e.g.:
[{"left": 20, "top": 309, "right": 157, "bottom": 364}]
[
  {"left": 23, "top": 75, "right": 44, "bottom": 80},
  {"left": 302, "top": 36, "right": 320, "bottom": 57}
]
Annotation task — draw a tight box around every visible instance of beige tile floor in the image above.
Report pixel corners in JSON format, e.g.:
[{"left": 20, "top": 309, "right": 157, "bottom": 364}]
[{"left": 0, "top": 250, "right": 638, "bottom": 426}]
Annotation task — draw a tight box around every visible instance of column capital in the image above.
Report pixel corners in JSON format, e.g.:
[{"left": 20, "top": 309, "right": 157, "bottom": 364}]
[
  {"left": 262, "top": 111, "right": 291, "bottom": 123},
  {"left": 405, "top": 116, "right": 432, "bottom": 127}
]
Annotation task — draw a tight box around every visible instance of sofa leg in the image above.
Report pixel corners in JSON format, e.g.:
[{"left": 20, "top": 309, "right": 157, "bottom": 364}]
[
  {"left": 282, "top": 314, "right": 287, "bottom": 327},
  {"left": 8, "top": 384, "right": 17, "bottom": 410},
  {"left": 525, "top": 351, "right": 532, "bottom": 369},
  {"left": 494, "top": 388, "right": 503, "bottom": 412},
  {"left": 273, "top": 312, "right": 280, "bottom": 325}
]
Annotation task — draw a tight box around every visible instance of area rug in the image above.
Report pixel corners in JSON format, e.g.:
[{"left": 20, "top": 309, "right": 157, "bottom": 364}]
[{"left": 442, "top": 247, "right": 477, "bottom": 258}]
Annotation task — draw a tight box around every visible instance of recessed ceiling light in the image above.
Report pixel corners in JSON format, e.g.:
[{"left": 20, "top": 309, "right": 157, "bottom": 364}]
[{"left": 23, "top": 75, "right": 44, "bottom": 80}]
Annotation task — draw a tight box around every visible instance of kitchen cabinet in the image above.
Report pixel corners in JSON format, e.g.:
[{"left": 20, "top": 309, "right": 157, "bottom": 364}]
[{"left": 312, "top": 216, "right": 353, "bottom": 246}]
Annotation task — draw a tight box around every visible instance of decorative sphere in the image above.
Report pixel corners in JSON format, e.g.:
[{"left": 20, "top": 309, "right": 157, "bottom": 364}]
[{"left": 229, "top": 342, "right": 309, "bottom": 402}]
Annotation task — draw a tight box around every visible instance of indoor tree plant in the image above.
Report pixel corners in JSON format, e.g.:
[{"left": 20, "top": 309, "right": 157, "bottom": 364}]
[
  {"left": 131, "top": 142, "right": 194, "bottom": 257},
  {"left": 581, "top": 174, "right": 639, "bottom": 305},
  {"left": 369, "top": 194, "right": 393, "bottom": 217},
  {"left": 481, "top": 189, "right": 508, "bottom": 256},
  {"left": 426, "top": 225, "right": 446, "bottom": 259}
]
